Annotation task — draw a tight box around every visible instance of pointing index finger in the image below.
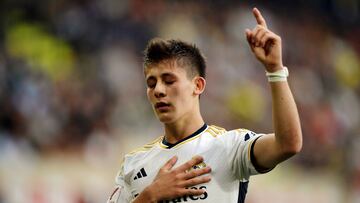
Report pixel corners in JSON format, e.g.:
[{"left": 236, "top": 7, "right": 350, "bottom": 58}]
[{"left": 253, "top": 7, "right": 267, "bottom": 28}]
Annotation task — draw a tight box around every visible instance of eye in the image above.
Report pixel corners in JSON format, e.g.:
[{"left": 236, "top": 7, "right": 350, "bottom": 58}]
[
  {"left": 146, "top": 79, "right": 156, "bottom": 89},
  {"left": 165, "top": 80, "right": 175, "bottom": 85},
  {"left": 163, "top": 77, "right": 176, "bottom": 85},
  {"left": 147, "top": 83, "right": 156, "bottom": 89}
]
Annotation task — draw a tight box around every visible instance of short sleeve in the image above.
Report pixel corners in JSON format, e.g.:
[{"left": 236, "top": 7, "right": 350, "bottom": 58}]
[
  {"left": 224, "top": 129, "right": 264, "bottom": 180},
  {"left": 107, "top": 163, "right": 132, "bottom": 203}
]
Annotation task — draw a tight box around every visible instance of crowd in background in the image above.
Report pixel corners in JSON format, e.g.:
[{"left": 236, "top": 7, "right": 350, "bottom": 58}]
[{"left": 0, "top": 0, "right": 359, "bottom": 202}]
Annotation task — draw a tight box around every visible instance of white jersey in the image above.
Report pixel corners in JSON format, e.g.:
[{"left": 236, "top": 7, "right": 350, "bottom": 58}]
[{"left": 108, "top": 124, "right": 270, "bottom": 203}]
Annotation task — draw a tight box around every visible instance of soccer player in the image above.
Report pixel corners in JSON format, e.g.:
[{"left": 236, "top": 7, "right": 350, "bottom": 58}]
[{"left": 108, "top": 7, "right": 302, "bottom": 203}]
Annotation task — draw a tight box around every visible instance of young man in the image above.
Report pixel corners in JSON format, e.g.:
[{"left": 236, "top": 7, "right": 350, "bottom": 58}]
[{"left": 108, "top": 8, "right": 302, "bottom": 203}]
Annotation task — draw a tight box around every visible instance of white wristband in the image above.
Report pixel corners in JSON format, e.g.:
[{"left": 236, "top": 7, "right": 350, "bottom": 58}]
[{"left": 265, "top": 67, "right": 289, "bottom": 82}]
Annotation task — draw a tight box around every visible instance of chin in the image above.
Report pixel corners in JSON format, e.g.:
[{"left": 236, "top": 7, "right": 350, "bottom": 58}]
[{"left": 156, "top": 113, "right": 176, "bottom": 123}]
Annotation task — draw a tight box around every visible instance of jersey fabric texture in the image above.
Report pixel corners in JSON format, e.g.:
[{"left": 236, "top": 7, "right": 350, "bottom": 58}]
[{"left": 107, "top": 124, "right": 270, "bottom": 203}]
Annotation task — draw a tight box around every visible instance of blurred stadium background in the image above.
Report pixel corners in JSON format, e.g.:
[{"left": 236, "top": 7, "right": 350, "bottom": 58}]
[{"left": 0, "top": 0, "right": 359, "bottom": 202}]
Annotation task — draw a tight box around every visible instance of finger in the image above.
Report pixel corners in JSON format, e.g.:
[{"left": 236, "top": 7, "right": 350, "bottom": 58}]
[
  {"left": 245, "top": 29, "right": 255, "bottom": 52},
  {"left": 251, "top": 25, "right": 265, "bottom": 46},
  {"left": 245, "top": 29, "right": 251, "bottom": 39},
  {"left": 251, "top": 26, "right": 259, "bottom": 44},
  {"left": 162, "top": 156, "right": 178, "bottom": 170},
  {"left": 260, "top": 32, "right": 278, "bottom": 49},
  {"left": 181, "top": 166, "right": 211, "bottom": 180},
  {"left": 181, "top": 175, "right": 211, "bottom": 187},
  {"left": 254, "top": 28, "right": 267, "bottom": 47},
  {"left": 260, "top": 33, "right": 272, "bottom": 48},
  {"left": 179, "top": 187, "right": 207, "bottom": 197},
  {"left": 253, "top": 7, "right": 267, "bottom": 28},
  {"left": 245, "top": 29, "right": 252, "bottom": 44},
  {"left": 174, "top": 155, "right": 204, "bottom": 172}
]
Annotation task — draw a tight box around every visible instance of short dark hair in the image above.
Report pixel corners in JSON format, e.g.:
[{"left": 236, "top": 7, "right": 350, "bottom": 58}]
[{"left": 143, "top": 38, "right": 206, "bottom": 78}]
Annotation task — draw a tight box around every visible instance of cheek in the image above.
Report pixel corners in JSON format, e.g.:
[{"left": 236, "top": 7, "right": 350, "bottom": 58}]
[
  {"left": 175, "top": 84, "right": 193, "bottom": 102},
  {"left": 146, "top": 89, "right": 152, "bottom": 101}
]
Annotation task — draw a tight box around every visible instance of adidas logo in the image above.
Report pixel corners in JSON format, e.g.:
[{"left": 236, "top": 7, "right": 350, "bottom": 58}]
[{"left": 133, "top": 168, "right": 147, "bottom": 180}]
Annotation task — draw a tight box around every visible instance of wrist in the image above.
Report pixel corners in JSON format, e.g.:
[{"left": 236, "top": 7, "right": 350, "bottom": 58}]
[
  {"left": 265, "top": 66, "right": 288, "bottom": 82},
  {"left": 265, "top": 64, "right": 283, "bottom": 73},
  {"left": 133, "top": 185, "right": 158, "bottom": 203},
  {"left": 143, "top": 185, "right": 158, "bottom": 203}
]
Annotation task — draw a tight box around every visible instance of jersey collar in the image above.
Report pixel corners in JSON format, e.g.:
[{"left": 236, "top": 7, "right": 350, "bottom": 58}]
[{"left": 161, "top": 123, "right": 208, "bottom": 149}]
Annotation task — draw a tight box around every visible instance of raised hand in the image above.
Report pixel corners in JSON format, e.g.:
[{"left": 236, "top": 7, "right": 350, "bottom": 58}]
[
  {"left": 135, "top": 156, "right": 211, "bottom": 202},
  {"left": 245, "top": 8, "right": 283, "bottom": 72}
]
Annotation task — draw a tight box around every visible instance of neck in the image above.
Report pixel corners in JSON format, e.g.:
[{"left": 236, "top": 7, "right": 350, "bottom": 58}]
[{"left": 163, "top": 110, "right": 204, "bottom": 144}]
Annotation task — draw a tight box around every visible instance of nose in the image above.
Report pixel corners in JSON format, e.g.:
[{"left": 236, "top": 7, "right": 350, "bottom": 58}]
[{"left": 154, "top": 82, "right": 166, "bottom": 98}]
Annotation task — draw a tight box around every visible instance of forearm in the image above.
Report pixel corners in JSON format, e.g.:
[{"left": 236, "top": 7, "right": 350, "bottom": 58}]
[
  {"left": 270, "top": 79, "right": 302, "bottom": 155},
  {"left": 132, "top": 187, "right": 157, "bottom": 203}
]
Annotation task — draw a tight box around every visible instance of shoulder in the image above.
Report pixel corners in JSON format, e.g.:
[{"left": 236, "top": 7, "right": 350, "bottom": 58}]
[
  {"left": 205, "top": 125, "right": 263, "bottom": 152},
  {"left": 117, "top": 136, "right": 162, "bottom": 178},
  {"left": 125, "top": 136, "right": 162, "bottom": 157},
  {"left": 234, "top": 128, "right": 257, "bottom": 139},
  {"left": 206, "top": 125, "right": 227, "bottom": 137},
  {"left": 122, "top": 136, "right": 162, "bottom": 166},
  {"left": 206, "top": 125, "right": 255, "bottom": 140}
]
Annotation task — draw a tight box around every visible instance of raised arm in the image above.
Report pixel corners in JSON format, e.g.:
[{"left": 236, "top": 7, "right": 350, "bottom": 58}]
[{"left": 245, "top": 8, "right": 302, "bottom": 170}]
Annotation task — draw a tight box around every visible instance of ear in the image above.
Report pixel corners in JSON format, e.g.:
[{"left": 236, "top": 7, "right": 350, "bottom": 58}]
[{"left": 193, "top": 76, "right": 206, "bottom": 96}]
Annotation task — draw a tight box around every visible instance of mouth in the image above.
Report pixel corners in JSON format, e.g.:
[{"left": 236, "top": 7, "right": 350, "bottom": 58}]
[{"left": 155, "top": 102, "right": 171, "bottom": 111}]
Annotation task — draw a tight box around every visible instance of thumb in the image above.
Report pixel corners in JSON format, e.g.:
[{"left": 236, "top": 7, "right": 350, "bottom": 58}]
[
  {"left": 245, "top": 29, "right": 254, "bottom": 52},
  {"left": 162, "top": 156, "right": 178, "bottom": 170},
  {"left": 245, "top": 29, "right": 251, "bottom": 40}
]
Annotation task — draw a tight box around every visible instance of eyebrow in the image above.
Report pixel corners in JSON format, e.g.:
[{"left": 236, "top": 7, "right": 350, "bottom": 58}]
[{"left": 161, "top": 73, "right": 176, "bottom": 79}]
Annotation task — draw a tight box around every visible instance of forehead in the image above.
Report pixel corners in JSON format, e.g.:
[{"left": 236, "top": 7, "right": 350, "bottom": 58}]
[{"left": 144, "top": 60, "right": 188, "bottom": 79}]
